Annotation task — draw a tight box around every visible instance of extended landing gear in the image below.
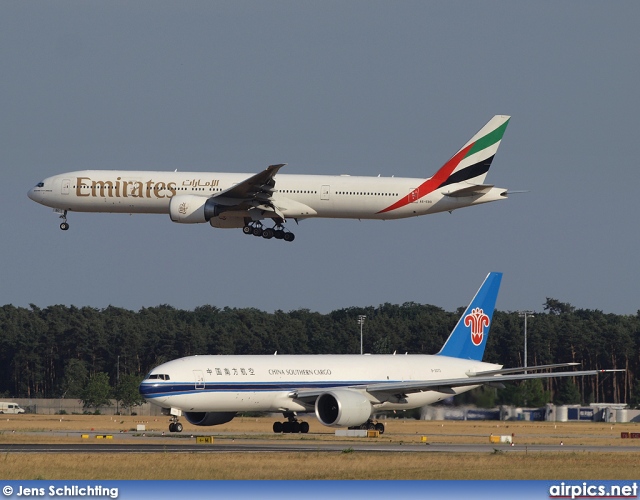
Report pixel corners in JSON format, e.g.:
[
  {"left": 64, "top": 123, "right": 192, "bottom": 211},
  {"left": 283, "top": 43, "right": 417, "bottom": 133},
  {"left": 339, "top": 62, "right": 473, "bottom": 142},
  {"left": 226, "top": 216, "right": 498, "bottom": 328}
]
[
  {"left": 59, "top": 210, "right": 69, "bottom": 231},
  {"left": 272, "top": 413, "right": 309, "bottom": 434},
  {"left": 242, "top": 223, "right": 295, "bottom": 242},
  {"left": 349, "top": 420, "right": 385, "bottom": 434},
  {"left": 168, "top": 416, "right": 183, "bottom": 433}
]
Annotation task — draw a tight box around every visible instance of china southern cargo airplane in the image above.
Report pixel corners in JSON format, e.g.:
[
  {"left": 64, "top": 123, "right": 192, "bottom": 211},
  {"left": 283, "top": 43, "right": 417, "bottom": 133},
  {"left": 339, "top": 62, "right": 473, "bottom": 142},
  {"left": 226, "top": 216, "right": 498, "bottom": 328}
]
[
  {"left": 28, "top": 115, "right": 511, "bottom": 242},
  {"left": 139, "top": 273, "right": 616, "bottom": 434}
]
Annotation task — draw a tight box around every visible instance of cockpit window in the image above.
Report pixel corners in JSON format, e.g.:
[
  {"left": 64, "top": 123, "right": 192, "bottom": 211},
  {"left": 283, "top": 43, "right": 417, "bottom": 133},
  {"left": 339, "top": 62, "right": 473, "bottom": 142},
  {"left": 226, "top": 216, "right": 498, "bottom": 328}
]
[
  {"left": 147, "top": 374, "right": 170, "bottom": 380},
  {"left": 36, "top": 182, "right": 44, "bottom": 188}
]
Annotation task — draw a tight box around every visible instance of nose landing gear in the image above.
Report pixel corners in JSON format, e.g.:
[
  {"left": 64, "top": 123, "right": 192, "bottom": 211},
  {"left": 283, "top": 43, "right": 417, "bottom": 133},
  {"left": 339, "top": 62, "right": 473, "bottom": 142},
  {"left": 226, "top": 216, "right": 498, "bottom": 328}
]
[
  {"left": 168, "top": 415, "right": 183, "bottom": 433},
  {"left": 59, "top": 210, "right": 69, "bottom": 230}
]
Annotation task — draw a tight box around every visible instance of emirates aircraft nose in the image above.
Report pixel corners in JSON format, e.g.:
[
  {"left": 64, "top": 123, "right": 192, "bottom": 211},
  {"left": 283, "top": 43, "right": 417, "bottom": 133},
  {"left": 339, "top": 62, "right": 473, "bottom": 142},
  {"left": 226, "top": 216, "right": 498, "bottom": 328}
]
[{"left": 28, "top": 182, "right": 45, "bottom": 201}]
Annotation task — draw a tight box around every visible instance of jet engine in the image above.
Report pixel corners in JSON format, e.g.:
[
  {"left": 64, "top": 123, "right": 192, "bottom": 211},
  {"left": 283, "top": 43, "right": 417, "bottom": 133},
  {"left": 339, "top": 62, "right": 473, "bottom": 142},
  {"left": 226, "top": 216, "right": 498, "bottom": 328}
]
[
  {"left": 169, "top": 195, "right": 224, "bottom": 224},
  {"left": 184, "top": 411, "right": 237, "bottom": 426},
  {"left": 315, "top": 389, "right": 372, "bottom": 427}
]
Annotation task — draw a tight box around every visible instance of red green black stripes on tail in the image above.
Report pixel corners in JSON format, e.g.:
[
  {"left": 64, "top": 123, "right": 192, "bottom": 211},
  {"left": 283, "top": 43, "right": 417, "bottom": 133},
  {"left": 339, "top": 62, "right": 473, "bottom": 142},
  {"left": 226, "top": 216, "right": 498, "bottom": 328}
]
[{"left": 377, "top": 116, "right": 509, "bottom": 215}]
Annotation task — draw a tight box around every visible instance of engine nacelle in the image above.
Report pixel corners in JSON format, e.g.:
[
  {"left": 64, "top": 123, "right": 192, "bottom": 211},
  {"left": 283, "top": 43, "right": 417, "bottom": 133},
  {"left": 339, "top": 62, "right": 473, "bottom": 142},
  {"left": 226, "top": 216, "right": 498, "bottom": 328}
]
[
  {"left": 169, "top": 195, "right": 224, "bottom": 224},
  {"left": 184, "top": 411, "right": 237, "bottom": 426},
  {"left": 315, "top": 389, "right": 372, "bottom": 427}
]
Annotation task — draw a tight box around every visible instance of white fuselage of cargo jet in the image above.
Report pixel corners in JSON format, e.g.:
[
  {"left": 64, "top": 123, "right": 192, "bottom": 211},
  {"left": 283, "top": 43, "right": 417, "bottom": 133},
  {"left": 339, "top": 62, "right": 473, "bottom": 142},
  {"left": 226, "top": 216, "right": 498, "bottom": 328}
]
[
  {"left": 138, "top": 273, "right": 615, "bottom": 434},
  {"left": 141, "top": 353, "right": 501, "bottom": 414}
]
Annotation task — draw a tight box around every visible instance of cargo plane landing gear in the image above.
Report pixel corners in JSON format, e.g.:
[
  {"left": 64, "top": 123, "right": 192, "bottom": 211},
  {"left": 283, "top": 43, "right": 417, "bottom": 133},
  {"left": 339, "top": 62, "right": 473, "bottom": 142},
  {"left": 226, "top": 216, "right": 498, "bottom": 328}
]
[
  {"left": 242, "top": 223, "right": 295, "bottom": 242},
  {"left": 272, "top": 412, "right": 309, "bottom": 433},
  {"left": 168, "top": 415, "right": 183, "bottom": 433},
  {"left": 349, "top": 419, "right": 385, "bottom": 434}
]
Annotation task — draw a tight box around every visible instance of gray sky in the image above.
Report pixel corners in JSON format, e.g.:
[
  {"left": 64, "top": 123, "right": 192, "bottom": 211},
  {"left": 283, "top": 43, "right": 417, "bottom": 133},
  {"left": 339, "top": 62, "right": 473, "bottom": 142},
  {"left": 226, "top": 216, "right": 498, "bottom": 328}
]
[{"left": 3, "top": 2, "right": 639, "bottom": 316}]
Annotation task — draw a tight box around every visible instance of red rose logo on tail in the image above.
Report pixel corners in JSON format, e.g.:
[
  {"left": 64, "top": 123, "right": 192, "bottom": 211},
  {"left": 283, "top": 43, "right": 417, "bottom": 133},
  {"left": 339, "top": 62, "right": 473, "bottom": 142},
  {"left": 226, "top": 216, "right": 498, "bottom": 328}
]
[{"left": 464, "top": 307, "right": 490, "bottom": 346}]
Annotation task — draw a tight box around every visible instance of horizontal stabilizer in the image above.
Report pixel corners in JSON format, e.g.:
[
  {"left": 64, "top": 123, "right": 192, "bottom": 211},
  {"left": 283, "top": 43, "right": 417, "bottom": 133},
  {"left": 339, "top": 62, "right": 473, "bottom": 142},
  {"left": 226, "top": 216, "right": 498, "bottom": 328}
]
[
  {"left": 444, "top": 184, "right": 494, "bottom": 197},
  {"left": 470, "top": 363, "right": 581, "bottom": 377}
]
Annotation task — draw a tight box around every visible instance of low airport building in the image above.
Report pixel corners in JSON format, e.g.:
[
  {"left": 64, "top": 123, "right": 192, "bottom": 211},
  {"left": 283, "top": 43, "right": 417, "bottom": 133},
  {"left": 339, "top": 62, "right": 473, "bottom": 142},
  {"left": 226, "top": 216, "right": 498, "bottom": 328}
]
[{"left": 6, "top": 398, "right": 640, "bottom": 423}]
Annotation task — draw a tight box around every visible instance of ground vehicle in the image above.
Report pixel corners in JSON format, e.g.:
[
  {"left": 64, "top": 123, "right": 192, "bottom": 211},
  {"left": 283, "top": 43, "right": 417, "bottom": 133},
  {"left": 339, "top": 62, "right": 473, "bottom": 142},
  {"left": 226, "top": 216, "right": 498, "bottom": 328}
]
[{"left": 0, "top": 402, "right": 25, "bottom": 414}]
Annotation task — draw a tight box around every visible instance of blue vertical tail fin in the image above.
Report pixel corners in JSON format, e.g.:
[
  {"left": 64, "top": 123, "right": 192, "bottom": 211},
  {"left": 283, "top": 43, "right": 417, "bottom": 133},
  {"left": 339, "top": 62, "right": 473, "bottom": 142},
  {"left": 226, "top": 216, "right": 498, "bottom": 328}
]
[{"left": 437, "top": 272, "right": 502, "bottom": 361}]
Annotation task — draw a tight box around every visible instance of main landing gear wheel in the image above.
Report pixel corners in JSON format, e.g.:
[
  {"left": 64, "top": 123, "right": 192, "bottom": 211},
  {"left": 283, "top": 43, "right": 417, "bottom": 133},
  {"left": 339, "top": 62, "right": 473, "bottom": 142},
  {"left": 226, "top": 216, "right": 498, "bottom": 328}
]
[
  {"left": 349, "top": 420, "right": 385, "bottom": 434},
  {"left": 272, "top": 225, "right": 295, "bottom": 242},
  {"left": 273, "top": 413, "right": 309, "bottom": 433},
  {"left": 241, "top": 223, "right": 295, "bottom": 242}
]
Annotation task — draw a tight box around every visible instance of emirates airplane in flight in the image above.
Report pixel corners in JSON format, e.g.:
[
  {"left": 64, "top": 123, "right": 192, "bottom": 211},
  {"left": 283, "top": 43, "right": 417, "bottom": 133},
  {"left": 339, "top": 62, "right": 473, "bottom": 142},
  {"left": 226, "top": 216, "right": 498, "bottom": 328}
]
[
  {"left": 139, "top": 273, "right": 617, "bottom": 434},
  {"left": 29, "top": 115, "right": 511, "bottom": 241}
]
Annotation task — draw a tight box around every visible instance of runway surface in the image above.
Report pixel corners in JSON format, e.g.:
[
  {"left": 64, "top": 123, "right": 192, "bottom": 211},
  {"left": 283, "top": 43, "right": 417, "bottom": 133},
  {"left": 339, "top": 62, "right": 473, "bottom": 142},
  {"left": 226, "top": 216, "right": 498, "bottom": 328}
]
[{"left": 0, "top": 440, "right": 637, "bottom": 454}]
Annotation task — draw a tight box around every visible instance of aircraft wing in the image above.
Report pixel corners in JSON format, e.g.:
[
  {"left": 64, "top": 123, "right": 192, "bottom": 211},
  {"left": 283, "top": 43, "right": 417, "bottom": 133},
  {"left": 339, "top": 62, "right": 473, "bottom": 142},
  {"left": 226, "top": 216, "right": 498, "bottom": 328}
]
[
  {"left": 291, "top": 368, "right": 621, "bottom": 405},
  {"left": 208, "top": 163, "right": 319, "bottom": 222},
  {"left": 210, "top": 163, "right": 285, "bottom": 208},
  {"left": 363, "top": 369, "right": 620, "bottom": 398}
]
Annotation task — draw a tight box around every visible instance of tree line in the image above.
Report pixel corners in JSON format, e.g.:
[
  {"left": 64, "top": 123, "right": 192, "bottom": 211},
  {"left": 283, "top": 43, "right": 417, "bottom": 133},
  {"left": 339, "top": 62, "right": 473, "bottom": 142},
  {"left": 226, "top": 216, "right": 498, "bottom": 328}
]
[{"left": 1, "top": 298, "right": 638, "bottom": 408}]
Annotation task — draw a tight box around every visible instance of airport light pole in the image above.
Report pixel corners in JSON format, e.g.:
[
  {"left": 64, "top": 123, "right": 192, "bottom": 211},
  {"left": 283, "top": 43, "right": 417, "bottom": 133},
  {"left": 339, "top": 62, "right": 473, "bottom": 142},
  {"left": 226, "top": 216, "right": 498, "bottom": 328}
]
[
  {"left": 358, "top": 315, "right": 366, "bottom": 355},
  {"left": 116, "top": 355, "right": 120, "bottom": 415},
  {"left": 518, "top": 311, "right": 534, "bottom": 374}
]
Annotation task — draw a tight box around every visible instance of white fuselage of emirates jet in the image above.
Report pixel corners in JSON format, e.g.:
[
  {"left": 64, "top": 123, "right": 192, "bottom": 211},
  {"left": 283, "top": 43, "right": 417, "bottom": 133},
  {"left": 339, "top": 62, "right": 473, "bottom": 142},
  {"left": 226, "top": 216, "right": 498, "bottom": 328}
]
[
  {"left": 28, "top": 170, "right": 506, "bottom": 221},
  {"left": 28, "top": 116, "right": 512, "bottom": 239}
]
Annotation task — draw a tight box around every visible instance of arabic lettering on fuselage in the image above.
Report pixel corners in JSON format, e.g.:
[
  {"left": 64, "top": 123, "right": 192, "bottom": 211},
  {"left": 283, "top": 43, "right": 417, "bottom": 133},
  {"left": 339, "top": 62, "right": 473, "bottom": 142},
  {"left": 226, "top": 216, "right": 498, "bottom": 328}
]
[
  {"left": 75, "top": 176, "right": 220, "bottom": 199},
  {"left": 182, "top": 179, "right": 220, "bottom": 187}
]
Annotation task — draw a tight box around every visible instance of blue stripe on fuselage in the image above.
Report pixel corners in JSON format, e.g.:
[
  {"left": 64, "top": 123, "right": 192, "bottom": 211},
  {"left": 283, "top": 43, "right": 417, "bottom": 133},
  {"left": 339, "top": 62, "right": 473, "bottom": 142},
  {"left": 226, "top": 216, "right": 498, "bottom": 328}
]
[{"left": 139, "top": 380, "right": 392, "bottom": 399}]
